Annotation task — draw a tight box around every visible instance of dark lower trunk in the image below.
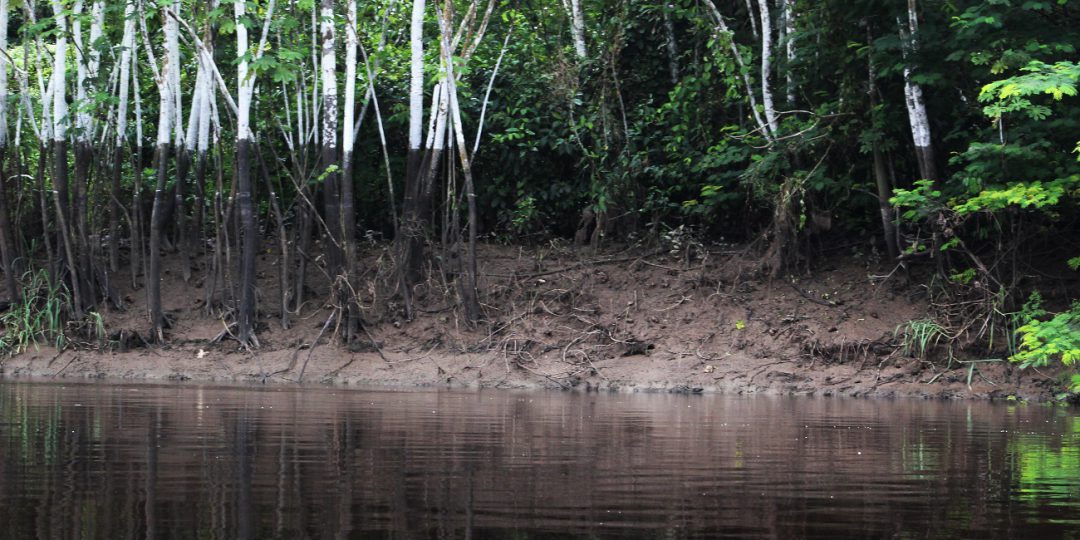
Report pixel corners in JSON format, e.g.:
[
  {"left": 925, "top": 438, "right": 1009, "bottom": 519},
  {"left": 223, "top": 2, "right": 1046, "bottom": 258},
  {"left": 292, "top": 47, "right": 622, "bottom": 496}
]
[
  {"left": 914, "top": 144, "right": 937, "bottom": 184},
  {"left": 148, "top": 142, "right": 171, "bottom": 341},
  {"left": 340, "top": 151, "right": 358, "bottom": 340},
  {"left": 193, "top": 150, "right": 208, "bottom": 258},
  {"left": 109, "top": 145, "right": 124, "bottom": 272},
  {"left": 37, "top": 143, "right": 54, "bottom": 272},
  {"left": 255, "top": 143, "right": 290, "bottom": 330},
  {"left": 73, "top": 141, "right": 95, "bottom": 310},
  {"left": 236, "top": 138, "right": 258, "bottom": 347},
  {"left": 174, "top": 148, "right": 192, "bottom": 282},
  {"left": 322, "top": 143, "right": 342, "bottom": 276},
  {"left": 0, "top": 147, "right": 19, "bottom": 301},
  {"left": 131, "top": 146, "right": 145, "bottom": 288},
  {"left": 872, "top": 145, "right": 899, "bottom": 260},
  {"left": 52, "top": 139, "right": 70, "bottom": 238},
  {"left": 292, "top": 193, "right": 313, "bottom": 313},
  {"left": 460, "top": 159, "right": 481, "bottom": 323},
  {"left": 401, "top": 147, "right": 424, "bottom": 283}
]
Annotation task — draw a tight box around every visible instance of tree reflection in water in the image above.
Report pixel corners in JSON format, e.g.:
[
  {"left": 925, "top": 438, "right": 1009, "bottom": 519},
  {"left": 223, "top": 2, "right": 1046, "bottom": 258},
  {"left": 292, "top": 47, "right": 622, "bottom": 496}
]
[{"left": 0, "top": 382, "right": 1078, "bottom": 538}]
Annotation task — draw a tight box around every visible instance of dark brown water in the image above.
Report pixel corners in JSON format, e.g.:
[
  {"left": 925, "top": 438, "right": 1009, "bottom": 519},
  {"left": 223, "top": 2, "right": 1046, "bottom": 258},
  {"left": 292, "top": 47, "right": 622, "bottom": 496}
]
[{"left": 1, "top": 382, "right": 1078, "bottom": 539}]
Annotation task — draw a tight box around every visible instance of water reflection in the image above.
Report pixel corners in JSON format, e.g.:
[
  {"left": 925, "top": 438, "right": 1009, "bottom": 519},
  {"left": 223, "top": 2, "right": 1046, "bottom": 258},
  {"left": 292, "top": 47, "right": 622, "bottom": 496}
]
[{"left": 0, "top": 382, "right": 1078, "bottom": 538}]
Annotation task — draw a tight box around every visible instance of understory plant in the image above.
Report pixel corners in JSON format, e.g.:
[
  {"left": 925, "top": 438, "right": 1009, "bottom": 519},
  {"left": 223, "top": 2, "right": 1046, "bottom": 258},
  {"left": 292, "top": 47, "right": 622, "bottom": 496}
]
[
  {"left": 0, "top": 270, "right": 106, "bottom": 356},
  {"left": 0, "top": 270, "right": 70, "bottom": 355}
]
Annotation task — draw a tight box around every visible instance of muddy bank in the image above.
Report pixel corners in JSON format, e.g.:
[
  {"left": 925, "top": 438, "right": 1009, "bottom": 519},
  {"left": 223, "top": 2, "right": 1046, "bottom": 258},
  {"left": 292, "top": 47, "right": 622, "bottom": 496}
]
[{"left": 0, "top": 245, "right": 1067, "bottom": 400}]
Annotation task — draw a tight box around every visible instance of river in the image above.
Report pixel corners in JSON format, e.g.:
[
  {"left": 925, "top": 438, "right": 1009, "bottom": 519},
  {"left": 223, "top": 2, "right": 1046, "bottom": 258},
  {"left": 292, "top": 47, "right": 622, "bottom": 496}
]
[{"left": 0, "top": 381, "right": 1077, "bottom": 538}]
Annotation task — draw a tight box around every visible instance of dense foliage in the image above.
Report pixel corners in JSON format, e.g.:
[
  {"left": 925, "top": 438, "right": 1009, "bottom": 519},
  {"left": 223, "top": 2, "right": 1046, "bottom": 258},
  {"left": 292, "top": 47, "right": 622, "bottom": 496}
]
[{"left": 0, "top": 0, "right": 1076, "bottom": 386}]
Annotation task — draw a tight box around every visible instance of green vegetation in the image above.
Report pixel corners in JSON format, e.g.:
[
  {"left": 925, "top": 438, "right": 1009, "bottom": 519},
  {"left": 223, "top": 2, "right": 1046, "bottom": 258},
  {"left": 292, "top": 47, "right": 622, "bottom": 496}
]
[{"left": 0, "top": 0, "right": 1075, "bottom": 389}]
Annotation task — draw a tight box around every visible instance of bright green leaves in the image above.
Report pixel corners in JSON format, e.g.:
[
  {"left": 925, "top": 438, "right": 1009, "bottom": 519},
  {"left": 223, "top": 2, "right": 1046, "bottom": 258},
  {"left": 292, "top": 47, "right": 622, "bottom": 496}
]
[
  {"left": 1011, "top": 303, "right": 1080, "bottom": 371},
  {"left": 952, "top": 177, "right": 1077, "bottom": 215},
  {"left": 891, "top": 180, "right": 942, "bottom": 221},
  {"left": 980, "top": 60, "right": 1080, "bottom": 120}
]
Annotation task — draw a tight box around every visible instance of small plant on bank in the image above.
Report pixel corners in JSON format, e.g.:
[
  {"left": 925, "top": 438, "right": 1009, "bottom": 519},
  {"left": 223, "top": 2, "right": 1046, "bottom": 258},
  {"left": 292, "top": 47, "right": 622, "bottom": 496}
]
[
  {"left": 0, "top": 270, "right": 107, "bottom": 356},
  {"left": 896, "top": 318, "right": 953, "bottom": 361}
]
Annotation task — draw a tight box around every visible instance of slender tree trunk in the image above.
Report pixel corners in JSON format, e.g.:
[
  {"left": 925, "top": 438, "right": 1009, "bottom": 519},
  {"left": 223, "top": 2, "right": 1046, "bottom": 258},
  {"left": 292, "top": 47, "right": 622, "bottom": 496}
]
[
  {"left": 401, "top": 0, "right": 426, "bottom": 283},
  {"left": 148, "top": 141, "right": 171, "bottom": 340},
  {"left": 782, "top": 0, "right": 796, "bottom": 105},
  {"left": 756, "top": 0, "right": 778, "bottom": 136},
  {"left": 662, "top": 5, "right": 679, "bottom": 85},
  {"left": 899, "top": 0, "right": 936, "bottom": 181},
  {"left": 35, "top": 143, "right": 54, "bottom": 269},
  {"left": 0, "top": 148, "right": 17, "bottom": 301},
  {"left": 439, "top": 3, "right": 480, "bottom": 322},
  {"left": 50, "top": 0, "right": 71, "bottom": 253},
  {"left": 743, "top": 0, "right": 759, "bottom": 39},
  {"left": 569, "top": 0, "right": 587, "bottom": 60},
  {"left": 320, "top": 0, "right": 341, "bottom": 281},
  {"left": 0, "top": 0, "right": 18, "bottom": 301},
  {"left": 255, "top": 144, "right": 290, "bottom": 330},
  {"left": 234, "top": 0, "right": 259, "bottom": 347},
  {"left": 340, "top": 0, "right": 360, "bottom": 339},
  {"left": 148, "top": 0, "right": 180, "bottom": 341},
  {"left": 703, "top": 0, "right": 772, "bottom": 142},
  {"left": 867, "top": 26, "right": 898, "bottom": 260}
]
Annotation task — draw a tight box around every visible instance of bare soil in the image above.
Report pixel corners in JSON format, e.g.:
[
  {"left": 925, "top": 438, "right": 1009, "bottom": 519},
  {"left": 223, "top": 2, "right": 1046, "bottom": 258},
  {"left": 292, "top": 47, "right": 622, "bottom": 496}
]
[{"left": 0, "top": 242, "right": 1068, "bottom": 400}]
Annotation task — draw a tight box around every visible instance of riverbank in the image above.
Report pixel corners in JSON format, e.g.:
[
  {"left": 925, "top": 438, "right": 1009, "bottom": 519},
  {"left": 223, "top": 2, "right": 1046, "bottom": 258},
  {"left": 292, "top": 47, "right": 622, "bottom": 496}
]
[{"left": 0, "top": 244, "right": 1068, "bottom": 400}]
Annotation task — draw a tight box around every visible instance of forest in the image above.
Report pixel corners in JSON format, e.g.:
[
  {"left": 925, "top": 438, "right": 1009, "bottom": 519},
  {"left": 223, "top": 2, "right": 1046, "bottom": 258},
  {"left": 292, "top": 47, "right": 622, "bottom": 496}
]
[{"left": 0, "top": 0, "right": 1076, "bottom": 391}]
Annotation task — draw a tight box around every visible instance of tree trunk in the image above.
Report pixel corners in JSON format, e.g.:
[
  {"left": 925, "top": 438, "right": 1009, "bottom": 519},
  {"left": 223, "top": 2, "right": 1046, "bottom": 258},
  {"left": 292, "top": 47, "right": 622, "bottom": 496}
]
[
  {"left": 148, "top": 142, "right": 170, "bottom": 340},
  {"left": 782, "top": 0, "right": 796, "bottom": 105},
  {"left": 439, "top": 3, "right": 481, "bottom": 322},
  {"left": 320, "top": 0, "right": 341, "bottom": 281},
  {"left": 340, "top": 0, "right": 360, "bottom": 339},
  {"left": 899, "top": 0, "right": 937, "bottom": 182},
  {"left": 569, "top": 0, "right": 587, "bottom": 60},
  {"left": 236, "top": 138, "right": 258, "bottom": 346},
  {"left": 401, "top": 0, "right": 426, "bottom": 284},
  {"left": 148, "top": 0, "right": 179, "bottom": 341},
  {"left": 867, "top": 26, "right": 898, "bottom": 260},
  {"left": 756, "top": 0, "right": 778, "bottom": 136},
  {"left": 662, "top": 6, "right": 679, "bottom": 85},
  {"left": 0, "top": 0, "right": 17, "bottom": 301},
  {"left": 0, "top": 148, "right": 18, "bottom": 301}
]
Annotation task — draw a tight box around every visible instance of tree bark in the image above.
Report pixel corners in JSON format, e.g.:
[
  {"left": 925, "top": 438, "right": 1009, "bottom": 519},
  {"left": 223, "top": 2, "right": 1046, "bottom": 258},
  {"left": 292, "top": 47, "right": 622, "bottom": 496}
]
[
  {"left": 0, "top": 0, "right": 18, "bottom": 301},
  {"left": 662, "top": 5, "right": 679, "bottom": 85},
  {"left": 756, "top": 0, "right": 779, "bottom": 136},
  {"left": 899, "top": 0, "right": 937, "bottom": 182},
  {"left": 569, "top": 0, "right": 587, "bottom": 60},
  {"left": 148, "top": 0, "right": 180, "bottom": 341}
]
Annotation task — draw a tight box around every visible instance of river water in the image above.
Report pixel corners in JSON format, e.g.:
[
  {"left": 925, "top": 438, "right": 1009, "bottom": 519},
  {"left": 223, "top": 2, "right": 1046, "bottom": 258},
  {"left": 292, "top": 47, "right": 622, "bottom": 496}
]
[{"left": 0, "top": 381, "right": 1077, "bottom": 538}]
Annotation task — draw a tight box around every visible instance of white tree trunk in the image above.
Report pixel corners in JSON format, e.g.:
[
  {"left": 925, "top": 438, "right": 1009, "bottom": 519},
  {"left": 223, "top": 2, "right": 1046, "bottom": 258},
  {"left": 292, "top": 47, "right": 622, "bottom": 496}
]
[
  {"left": 782, "top": 0, "right": 795, "bottom": 105},
  {"left": 156, "top": 1, "right": 177, "bottom": 148},
  {"left": 50, "top": 0, "right": 68, "bottom": 143},
  {"left": 757, "top": 0, "right": 778, "bottom": 136},
  {"left": 408, "top": 0, "right": 425, "bottom": 153},
  {"left": 115, "top": 0, "right": 136, "bottom": 146},
  {"left": 342, "top": 0, "right": 358, "bottom": 157},
  {"left": 743, "top": 0, "right": 759, "bottom": 39},
  {"left": 168, "top": 1, "right": 183, "bottom": 148},
  {"left": 899, "top": 0, "right": 935, "bottom": 180},
  {"left": 569, "top": 0, "right": 587, "bottom": 60},
  {"left": 662, "top": 5, "right": 679, "bottom": 84},
  {"left": 73, "top": 0, "right": 89, "bottom": 141},
  {"left": 702, "top": 0, "right": 772, "bottom": 142},
  {"left": 320, "top": 1, "right": 337, "bottom": 150}
]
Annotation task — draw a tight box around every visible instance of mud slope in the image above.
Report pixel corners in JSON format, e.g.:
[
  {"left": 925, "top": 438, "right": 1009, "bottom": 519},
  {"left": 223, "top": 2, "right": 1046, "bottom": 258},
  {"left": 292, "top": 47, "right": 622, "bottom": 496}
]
[{"left": 0, "top": 243, "right": 1066, "bottom": 400}]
